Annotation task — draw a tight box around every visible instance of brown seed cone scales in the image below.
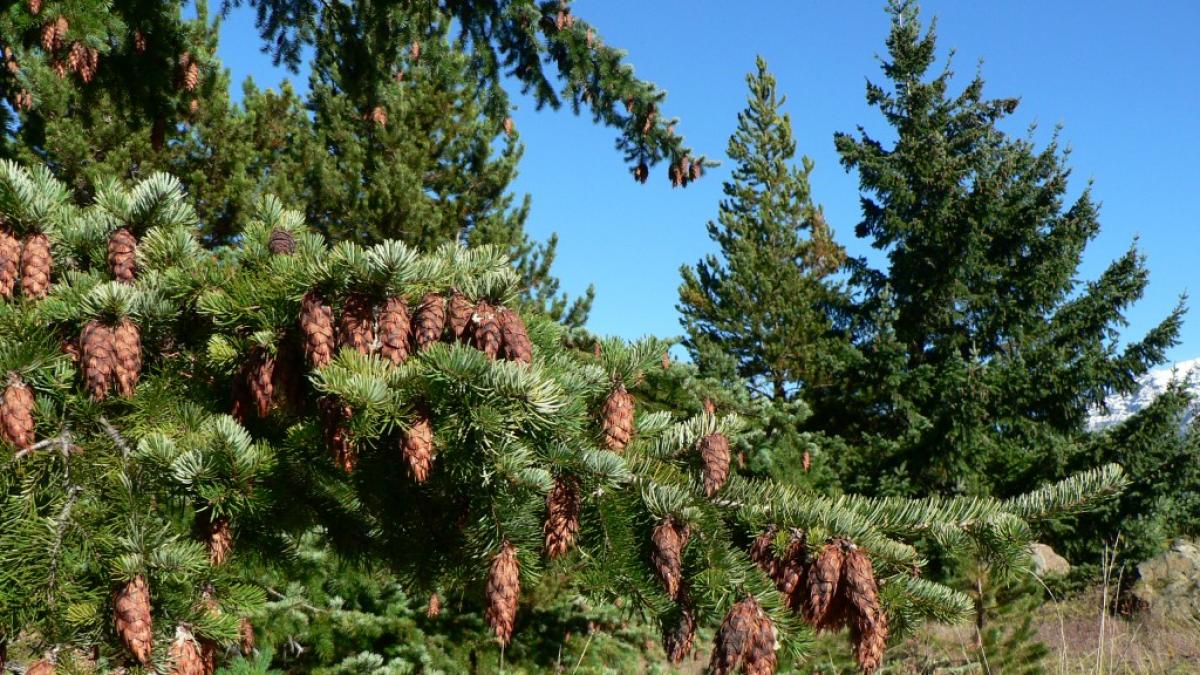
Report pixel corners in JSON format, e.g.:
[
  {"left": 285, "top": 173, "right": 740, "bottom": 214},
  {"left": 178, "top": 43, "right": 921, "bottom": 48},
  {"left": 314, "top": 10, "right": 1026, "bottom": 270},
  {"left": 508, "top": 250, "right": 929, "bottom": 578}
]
[
  {"left": 271, "top": 338, "right": 305, "bottom": 413},
  {"left": 806, "top": 540, "right": 848, "bottom": 630},
  {"left": 0, "top": 226, "right": 19, "bottom": 299},
  {"left": 267, "top": 227, "right": 295, "bottom": 255},
  {"left": 107, "top": 226, "right": 137, "bottom": 282},
  {"left": 485, "top": 540, "right": 520, "bottom": 646},
  {"left": 169, "top": 626, "right": 207, "bottom": 675},
  {"left": 300, "top": 291, "right": 336, "bottom": 368},
  {"left": 1, "top": 377, "right": 35, "bottom": 450},
  {"left": 239, "top": 617, "right": 256, "bottom": 655},
  {"left": 199, "top": 637, "right": 218, "bottom": 674},
  {"left": 337, "top": 293, "right": 375, "bottom": 355},
  {"left": 650, "top": 518, "right": 689, "bottom": 601},
  {"left": 244, "top": 346, "right": 275, "bottom": 418},
  {"left": 469, "top": 300, "right": 502, "bottom": 359},
  {"left": 426, "top": 592, "right": 441, "bottom": 618},
  {"left": 81, "top": 320, "right": 115, "bottom": 400},
  {"left": 499, "top": 307, "right": 533, "bottom": 364},
  {"left": 700, "top": 432, "right": 731, "bottom": 497},
  {"left": 27, "top": 661, "right": 54, "bottom": 675},
  {"left": 28, "top": 0, "right": 42, "bottom": 14},
  {"left": 411, "top": 292, "right": 446, "bottom": 350},
  {"left": 544, "top": 476, "right": 580, "bottom": 558},
  {"left": 663, "top": 604, "right": 696, "bottom": 664},
  {"left": 776, "top": 535, "right": 809, "bottom": 609},
  {"left": 112, "top": 318, "right": 142, "bottom": 397},
  {"left": 319, "top": 396, "right": 355, "bottom": 472},
  {"left": 601, "top": 384, "right": 634, "bottom": 451},
  {"left": 745, "top": 607, "right": 779, "bottom": 675},
  {"left": 378, "top": 296, "right": 412, "bottom": 364},
  {"left": 19, "top": 233, "right": 52, "bottom": 299},
  {"left": 114, "top": 574, "right": 153, "bottom": 664},
  {"left": 206, "top": 515, "right": 232, "bottom": 566},
  {"left": 446, "top": 291, "right": 474, "bottom": 342},
  {"left": 748, "top": 525, "right": 779, "bottom": 579},
  {"left": 402, "top": 411, "right": 434, "bottom": 482},
  {"left": 709, "top": 596, "right": 765, "bottom": 675},
  {"left": 843, "top": 547, "right": 888, "bottom": 673}
]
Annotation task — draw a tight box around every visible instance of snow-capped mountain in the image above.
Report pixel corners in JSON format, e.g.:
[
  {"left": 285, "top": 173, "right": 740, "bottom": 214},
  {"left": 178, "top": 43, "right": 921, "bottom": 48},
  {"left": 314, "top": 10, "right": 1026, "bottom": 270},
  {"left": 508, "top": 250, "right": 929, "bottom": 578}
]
[{"left": 1087, "top": 357, "right": 1200, "bottom": 431}]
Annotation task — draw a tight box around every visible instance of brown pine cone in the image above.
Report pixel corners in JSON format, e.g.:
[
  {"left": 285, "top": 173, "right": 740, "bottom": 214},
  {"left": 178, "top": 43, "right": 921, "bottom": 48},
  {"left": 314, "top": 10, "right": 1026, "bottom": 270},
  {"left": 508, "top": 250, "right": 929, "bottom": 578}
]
[
  {"left": 244, "top": 346, "right": 275, "bottom": 418},
  {"left": 544, "top": 476, "right": 580, "bottom": 558},
  {"left": 601, "top": 384, "right": 634, "bottom": 451},
  {"left": 633, "top": 161, "right": 649, "bottom": 183},
  {"left": 1, "top": 376, "right": 35, "bottom": 450},
  {"left": 426, "top": 592, "right": 441, "bottom": 618},
  {"left": 112, "top": 318, "right": 142, "bottom": 397},
  {"left": 485, "top": 540, "right": 520, "bottom": 646},
  {"left": 300, "top": 291, "right": 336, "bottom": 368},
  {"left": 802, "top": 450, "right": 811, "bottom": 473},
  {"left": 663, "top": 602, "right": 696, "bottom": 664},
  {"left": 748, "top": 526, "right": 780, "bottom": 579},
  {"left": 337, "top": 293, "right": 375, "bottom": 355},
  {"left": 446, "top": 291, "right": 474, "bottom": 343},
  {"left": 133, "top": 29, "right": 147, "bottom": 53},
  {"left": 776, "top": 534, "right": 809, "bottom": 611},
  {"left": 26, "top": 661, "right": 54, "bottom": 675},
  {"left": 271, "top": 337, "right": 305, "bottom": 413},
  {"left": 239, "top": 617, "right": 256, "bottom": 655},
  {"left": 319, "top": 397, "right": 355, "bottom": 472},
  {"left": 169, "top": 625, "right": 207, "bottom": 675},
  {"left": 499, "top": 307, "right": 533, "bottom": 364},
  {"left": 650, "top": 518, "right": 689, "bottom": 601},
  {"left": 401, "top": 409, "right": 434, "bottom": 482},
  {"left": 843, "top": 547, "right": 888, "bottom": 673},
  {"left": 81, "top": 320, "right": 115, "bottom": 400},
  {"left": 199, "top": 637, "right": 217, "bottom": 674},
  {"left": 107, "top": 227, "right": 137, "bottom": 283},
  {"left": 28, "top": 0, "right": 42, "bottom": 14},
  {"left": 469, "top": 300, "right": 502, "bottom": 359},
  {"left": 19, "top": 233, "right": 52, "bottom": 299},
  {"left": 745, "top": 604, "right": 779, "bottom": 675},
  {"left": 378, "top": 296, "right": 412, "bottom": 364},
  {"left": 709, "top": 596, "right": 763, "bottom": 675},
  {"left": 114, "top": 574, "right": 153, "bottom": 664},
  {"left": 700, "top": 432, "right": 731, "bottom": 497},
  {"left": 267, "top": 227, "right": 295, "bottom": 255},
  {"left": 806, "top": 540, "right": 849, "bottom": 630},
  {"left": 206, "top": 514, "right": 232, "bottom": 566},
  {"left": 0, "top": 226, "right": 19, "bottom": 299},
  {"left": 411, "top": 292, "right": 446, "bottom": 350}
]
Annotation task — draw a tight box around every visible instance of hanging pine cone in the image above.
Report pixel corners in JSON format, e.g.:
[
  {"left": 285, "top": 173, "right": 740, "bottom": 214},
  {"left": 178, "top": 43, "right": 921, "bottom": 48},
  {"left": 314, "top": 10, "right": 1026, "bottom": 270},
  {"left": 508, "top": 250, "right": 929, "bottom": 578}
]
[
  {"left": 776, "top": 534, "right": 809, "bottom": 611},
  {"left": 503, "top": 117, "right": 515, "bottom": 137},
  {"left": 544, "top": 475, "right": 580, "bottom": 558},
  {"left": 337, "top": 293, "right": 375, "bottom": 355},
  {"left": 319, "top": 397, "right": 355, "bottom": 472},
  {"left": 485, "top": 540, "right": 520, "bottom": 646},
  {"left": 749, "top": 525, "right": 780, "bottom": 579},
  {"left": 843, "top": 546, "right": 888, "bottom": 674},
  {"left": 19, "top": 233, "right": 52, "bottom": 299},
  {"left": 663, "top": 603, "right": 696, "bottom": 664},
  {"left": 267, "top": 227, "right": 295, "bottom": 255},
  {"left": 80, "top": 320, "right": 115, "bottom": 400},
  {"left": 470, "top": 299, "right": 502, "bottom": 359},
  {"left": 28, "top": 0, "right": 42, "bottom": 14},
  {"left": 169, "top": 625, "right": 206, "bottom": 675},
  {"left": 378, "top": 296, "right": 412, "bottom": 364},
  {"left": 661, "top": 350, "right": 670, "bottom": 369},
  {"left": 806, "top": 539, "right": 849, "bottom": 630},
  {"left": 0, "top": 226, "right": 19, "bottom": 299},
  {"left": 401, "top": 409, "right": 434, "bottom": 482},
  {"left": 114, "top": 574, "right": 153, "bottom": 664},
  {"left": 650, "top": 518, "right": 689, "bottom": 600},
  {"left": 601, "top": 384, "right": 634, "bottom": 451},
  {"left": 426, "top": 592, "right": 441, "bottom": 618},
  {"left": 239, "top": 617, "right": 256, "bottom": 655},
  {"left": 446, "top": 291, "right": 474, "bottom": 343},
  {"left": 499, "top": 307, "right": 533, "bottom": 364},
  {"left": 133, "top": 29, "right": 147, "bottom": 53},
  {"left": 1, "top": 375, "right": 35, "bottom": 450},
  {"left": 242, "top": 346, "right": 275, "bottom": 418},
  {"left": 411, "top": 292, "right": 446, "bottom": 350},
  {"left": 633, "top": 161, "right": 649, "bottom": 183},
  {"left": 106, "top": 227, "right": 137, "bottom": 282},
  {"left": 26, "top": 661, "right": 53, "bottom": 675},
  {"left": 300, "top": 291, "right": 336, "bottom": 368},
  {"left": 745, "top": 605, "right": 778, "bottom": 675},
  {"left": 271, "top": 337, "right": 305, "bottom": 413},
  {"left": 709, "top": 596, "right": 767, "bottom": 675},
  {"left": 112, "top": 318, "right": 142, "bottom": 397},
  {"left": 199, "top": 637, "right": 217, "bottom": 674},
  {"left": 802, "top": 450, "right": 811, "bottom": 473},
  {"left": 206, "top": 514, "right": 232, "bottom": 566},
  {"left": 700, "top": 432, "right": 731, "bottom": 497}
]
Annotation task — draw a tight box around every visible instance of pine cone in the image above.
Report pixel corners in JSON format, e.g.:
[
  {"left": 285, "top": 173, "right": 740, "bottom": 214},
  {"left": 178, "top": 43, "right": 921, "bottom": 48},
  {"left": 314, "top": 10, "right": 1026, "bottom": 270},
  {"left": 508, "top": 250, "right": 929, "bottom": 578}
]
[
  {"left": 206, "top": 514, "right": 232, "bottom": 566},
  {"left": 709, "top": 596, "right": 764, "bottom": 675},
  {"left": 843, "top": 547, "right": 888, "bottom": 673},
  {"left": 802, "top": 450, "right": 811, "bottom": 473},
  {"left": 271, "top": 337, "right": 305, "bottom": 412},
  {"left": 411, "top": 292, "right": 446, "bottom": 351},
  {"left": 80, "top": 320, "right": 115, "bottom": 400},
  {"left": 503, "top": 117, "right": 515, "bottom": 137},
  {"left": 499, "top": 307, "right": 533, "bottom": 364},
  {"left": 199, "top": 637, "right": 218, "bottom": 674},
  {"left": 169, "top": 625, "right": 207, "bottom": 675},
  {"left": 133, "top": 30, "right": 147, "bottom": 53},
  {"left": 663, "top": 603, "right": 696, "bottom": 664},
  {"left": 633, "top": 161, "right": 649, "bottom": 184},
  {"left": 806, "top": 540, "right": 849, "bottom": 630},
  {"left": 601, "top": 384, "right": 634, "bottom": 451},
  {"left": 112, "top": 318, "right": 142, "bottom": 397},
  {"left": 40, "top": 22, "right": 57, "bottom": 51},
  {"left": 106, "top": 227, "right": 137, "bottom": 282},
  {"left": 470, "top": 300, "right": 502, "bottom": 359},
  {"left": 243, "top": 346, "right": 275, "bottom": 418},
  {"left": 1, "top": 376, "right": 35, "bottom": 450},
  {"left": 300, "top": 291, "right": 336, "bottom": 368},
  {"left": 19, "top": 233, "right": 52, "bottom": 299},
  {"left": 114, "top": 574, "right": 153, "bottom": 664},
  {"left": 26, "top": 661, "right": 53, "bottom": 675},
  {"left": 748, "top": 526, "right": 780, "bottom": 580},
  {"left": 0, "top": 226, "right": 19, "bottom": 299},
  {"left": 745, "top": 605, "right": 778, "bottom": 675},
  {"left": 700, "top": 432, "right": 731, "bottom": 497},
  {"left": 650, "top": 518, "right": 689, "bottom": 601},
  {"left": 319, "top": 396, "right": 355, "bottom": 472},
  {"left": 776, "top": 535, "right": 809, "bottom": 610},
  {"left": 402, "top": 409, "right": 434, "bottom": 482},
  {"left": 239, "top": 617, "right": 256, "bottom": 655},
  {"left": 267, "top": 227, "right": 295, "bottom": 255},
  {"left": 337, "top": 293, "right": 375, "bottom": 355},
  {"left": 378, "top": 296, "right": 412, "bottom": 364},
  {"left": 426, "top": 592, "right": 442, "bottom": 618},
  {"left": 544, "top": 475, "right": 580, "bottom": 558},
  {"left": 485, "top": 540, "right": 520, "bottom": 646},
  {"left": 28, "top": 0, "right": 41, "bottom": 14},
  {"left": 447, "top": 291, "right": 474, "bottom": 343},
  {"left": 661, "top": 350, "right": 670, "bottom": 369}
]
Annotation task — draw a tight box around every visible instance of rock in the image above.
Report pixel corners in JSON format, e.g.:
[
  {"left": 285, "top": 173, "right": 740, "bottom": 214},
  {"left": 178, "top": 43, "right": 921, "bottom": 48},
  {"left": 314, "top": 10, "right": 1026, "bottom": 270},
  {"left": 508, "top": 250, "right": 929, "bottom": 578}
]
[
  {"left": 1030, "top": 543, "right": 1071, "bottom": 578},
  {"left": 1132, "top": 538, "right": 1200, "bottom": 622}
]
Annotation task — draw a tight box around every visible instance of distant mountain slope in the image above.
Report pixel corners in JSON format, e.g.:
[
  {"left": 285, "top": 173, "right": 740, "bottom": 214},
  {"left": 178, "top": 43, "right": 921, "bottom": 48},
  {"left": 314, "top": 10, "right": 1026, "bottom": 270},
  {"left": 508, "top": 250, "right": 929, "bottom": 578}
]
[{"left": 1088, "top": 358, "right": 1200, "bottom": 431}]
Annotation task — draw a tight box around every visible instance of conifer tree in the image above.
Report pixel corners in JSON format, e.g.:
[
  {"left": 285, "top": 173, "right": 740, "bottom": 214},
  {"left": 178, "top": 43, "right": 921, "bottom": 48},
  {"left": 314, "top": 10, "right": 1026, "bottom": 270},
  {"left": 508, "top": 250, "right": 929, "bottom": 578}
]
[{"left": 678, "top": 58, "right": 851, "bottom": 488}]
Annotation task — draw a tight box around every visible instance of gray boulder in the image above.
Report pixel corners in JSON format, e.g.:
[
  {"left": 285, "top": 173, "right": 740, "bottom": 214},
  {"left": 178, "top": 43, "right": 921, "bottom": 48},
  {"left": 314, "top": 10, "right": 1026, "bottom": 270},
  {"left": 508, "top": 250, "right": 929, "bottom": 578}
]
[
  {"left": 1030, "top": 542, "right": 1071, "bottom": 578},
  {"left": 1133, "top": 538, "right": 1200, "bottom": 622}
]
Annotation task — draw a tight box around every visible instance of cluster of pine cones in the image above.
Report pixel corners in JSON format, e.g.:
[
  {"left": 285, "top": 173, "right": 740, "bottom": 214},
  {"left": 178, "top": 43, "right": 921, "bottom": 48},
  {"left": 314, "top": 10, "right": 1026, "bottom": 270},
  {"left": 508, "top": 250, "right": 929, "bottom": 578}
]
[{"left": 0, "top": 225, "right": 52, "bottom": 300}]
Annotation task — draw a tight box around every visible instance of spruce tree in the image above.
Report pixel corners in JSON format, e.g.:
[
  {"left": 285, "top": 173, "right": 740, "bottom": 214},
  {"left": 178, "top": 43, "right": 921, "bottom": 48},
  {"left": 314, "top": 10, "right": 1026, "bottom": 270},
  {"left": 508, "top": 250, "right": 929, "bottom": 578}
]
[{"left": 678, "top": 58, "right": 851, "bottom": 489}]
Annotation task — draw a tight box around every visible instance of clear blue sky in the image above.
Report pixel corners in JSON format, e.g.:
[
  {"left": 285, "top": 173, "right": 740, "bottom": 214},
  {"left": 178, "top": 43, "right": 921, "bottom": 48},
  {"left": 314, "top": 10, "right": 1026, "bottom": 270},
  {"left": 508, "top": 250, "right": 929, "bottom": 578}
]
[{"left": 214, "top": 1, "right": 1200, "bottom": 363}]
